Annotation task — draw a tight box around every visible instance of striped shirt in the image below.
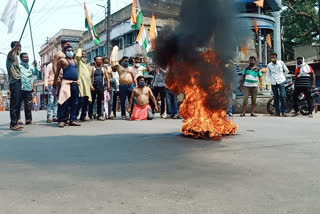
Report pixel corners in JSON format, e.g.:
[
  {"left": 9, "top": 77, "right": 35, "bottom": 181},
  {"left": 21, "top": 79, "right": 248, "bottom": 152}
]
[{"left": 243, "top": 67, "right": 262, "bottom": 87}]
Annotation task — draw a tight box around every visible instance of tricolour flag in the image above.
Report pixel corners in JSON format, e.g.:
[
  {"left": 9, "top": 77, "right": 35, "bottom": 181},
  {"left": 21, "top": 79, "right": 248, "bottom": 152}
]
[
  {"left": 136, "top": 24, "right": 151, "bottom": 52},
  {"left": 84, "top": 2, "right": 100, "bottom": 45},
  {"left": 266, "top": 34, "right": 272, "bottom": 48},
  {"left": 1, "top": 0, "right": 29, "bottom": 33},
  {"left": 149, "top": 13, "right": 157, "bottom": 51},
  {"left": 131, "top": 0, "right": 143, "bottom": 30},
  {"left": 254, "top": 0, "right": 264, "bottom": 8},
  {"left": 240, "top": 44, "right": 248, "bottom": 56},
  {"left": 253, "top": 18, "right": 258, "bottom": 35}
]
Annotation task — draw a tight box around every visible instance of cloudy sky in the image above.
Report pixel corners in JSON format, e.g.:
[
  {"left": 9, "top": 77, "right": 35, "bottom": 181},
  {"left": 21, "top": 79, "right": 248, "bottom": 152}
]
[{"left": 0, "top": 0, "right": 132, "bottom": 71}]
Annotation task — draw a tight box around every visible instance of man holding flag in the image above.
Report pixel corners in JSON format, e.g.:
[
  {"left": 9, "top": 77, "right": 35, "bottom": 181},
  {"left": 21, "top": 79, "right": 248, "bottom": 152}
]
[{"left": 6, "top": 41, "right": 23, "bottom": 131}]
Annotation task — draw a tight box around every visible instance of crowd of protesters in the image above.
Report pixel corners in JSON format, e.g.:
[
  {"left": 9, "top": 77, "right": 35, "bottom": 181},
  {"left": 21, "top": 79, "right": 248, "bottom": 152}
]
[
  {"left": 5, "top": 40, "right": 318, "bottom": 131},
  {"left": 6, "top": 40, "right": 181, "bottom": 131}
]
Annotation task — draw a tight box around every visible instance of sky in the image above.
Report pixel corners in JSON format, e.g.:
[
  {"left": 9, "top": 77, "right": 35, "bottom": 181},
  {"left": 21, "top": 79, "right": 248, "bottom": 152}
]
[{"left": 0, "top": 0, "right": 132, "bottom": 71}]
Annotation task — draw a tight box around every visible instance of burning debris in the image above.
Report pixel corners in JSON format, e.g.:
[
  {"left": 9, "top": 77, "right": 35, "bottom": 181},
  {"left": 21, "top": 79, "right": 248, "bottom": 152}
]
[{"left": 156, "top": 0, "right": 246, "bottom": 138}]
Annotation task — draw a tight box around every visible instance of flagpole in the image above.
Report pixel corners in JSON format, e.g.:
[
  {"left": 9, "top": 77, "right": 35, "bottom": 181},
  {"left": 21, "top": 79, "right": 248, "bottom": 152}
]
[
  {"left": 28, "top": 18, "right": 36, "bottom": 62},
  {"left": 19, "top": 0, "right": 36, "bottom": 42}
]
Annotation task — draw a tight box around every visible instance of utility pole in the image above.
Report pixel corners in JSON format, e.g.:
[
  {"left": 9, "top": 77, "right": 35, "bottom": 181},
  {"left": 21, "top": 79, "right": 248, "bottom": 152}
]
[
  {"left": 107, "top": 0, "right": 111, "bottom": 56},
  {"left": 97, "top": 0, "right": 111, "bottom": 57}
]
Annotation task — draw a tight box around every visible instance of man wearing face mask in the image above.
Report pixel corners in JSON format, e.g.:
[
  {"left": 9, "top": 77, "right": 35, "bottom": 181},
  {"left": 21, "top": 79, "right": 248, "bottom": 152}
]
[
  {"left": 293, "top": 56, "right": 316, "bottom": 118},
  {"left": 55, "top": 45, "right": 81, "bottom": 127},
  {"left": 128, "top": 76, "right": 158, "bottom": 120},
  {"left": 114, "top": 56, "right": 137, "bottom": 120},
  {"left": 75, "top": 48, "right": 92, "bottom": 121},
  {"left": 266, "top": 53, "right": 289, "bottom": 117},
  {"left": 88, "top": 56, "right": 110, "bottom": 121},
  {"left": 240, "top": 56, "right": 262, "bottom": 117},
  {"left": 6, "top": 41, "right": 23, "bottom": 131},
  {"left": 53, "top": 40, "right": 71, "bottom": 87},
  {"left": 19, "top": 53, "right": 39, "bottom": 125}
]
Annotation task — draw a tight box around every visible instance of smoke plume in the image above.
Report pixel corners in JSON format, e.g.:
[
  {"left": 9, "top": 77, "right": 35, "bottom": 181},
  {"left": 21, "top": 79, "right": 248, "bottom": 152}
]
[{"left": 156, "top": 0, "right": 248, "bottom": 110}]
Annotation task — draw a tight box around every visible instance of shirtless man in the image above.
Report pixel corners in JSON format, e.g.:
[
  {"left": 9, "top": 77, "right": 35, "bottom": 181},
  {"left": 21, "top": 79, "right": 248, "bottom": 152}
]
[
  {"left": 128, "top": 76, "right": 158, "bottom": 120},
  {"left": 114, "top": 56, "right": 137, "bottom": 119}
]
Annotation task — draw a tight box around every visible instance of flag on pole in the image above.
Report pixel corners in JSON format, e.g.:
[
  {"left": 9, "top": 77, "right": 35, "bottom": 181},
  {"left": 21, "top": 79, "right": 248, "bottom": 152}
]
[
  {"left": 136, "top": 24, "right": 151, "bottom": 52},
  {"left": 131, "top": 0, "right": 143, "bottom": 30},
  {"left": 253, "top": 18, "right": 258, "bottom": 35},
  {"left": 149, "top": 13, "right": 157, "bottom": 51},
  {"left": 266, "top": 34, "right": 272, "bottom": 48},
  {"left": 240, "top": 44, "right": 248, "bottom": 56},
  {"left": 19, "top": 0, "right": 29, "bottom": 13},
  {"left": 84, "top": 2, "right": 100, "bottom": 45},
  {"left": 254, "top": 0, "right": 264, "bottom": 8}
]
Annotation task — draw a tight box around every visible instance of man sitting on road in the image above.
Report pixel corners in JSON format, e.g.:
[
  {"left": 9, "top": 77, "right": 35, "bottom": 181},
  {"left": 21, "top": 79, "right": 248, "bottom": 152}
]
[{"left": 128, "top": 76, "right": 158, "bottom": 120}]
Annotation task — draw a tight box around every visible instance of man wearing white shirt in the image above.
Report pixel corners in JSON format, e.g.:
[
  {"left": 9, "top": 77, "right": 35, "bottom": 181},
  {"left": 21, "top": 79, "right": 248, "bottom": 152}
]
[{"left": 266, "top": 53, "right": 289, "bottom": 117}]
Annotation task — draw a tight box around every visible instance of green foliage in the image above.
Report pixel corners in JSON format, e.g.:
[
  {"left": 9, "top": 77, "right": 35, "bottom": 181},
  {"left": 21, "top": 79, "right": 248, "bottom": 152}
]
[{"left": 281, "top": 0, "right": 319, "bottom": 60}]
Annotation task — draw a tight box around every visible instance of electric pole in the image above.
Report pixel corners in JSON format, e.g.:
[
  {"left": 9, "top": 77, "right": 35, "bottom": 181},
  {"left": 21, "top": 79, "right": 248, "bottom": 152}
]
[
  {"left": 97, "top": 0, "right": 111, "bottom": 57},
  {"left": 107, "top": 0, "right": 111, "bottom": 56}
]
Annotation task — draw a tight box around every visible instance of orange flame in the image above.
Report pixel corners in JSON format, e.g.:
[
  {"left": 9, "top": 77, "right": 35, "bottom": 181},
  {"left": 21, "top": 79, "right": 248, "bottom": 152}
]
[{"left": 168, "top": 49, "right": 238, "bottom": 139}]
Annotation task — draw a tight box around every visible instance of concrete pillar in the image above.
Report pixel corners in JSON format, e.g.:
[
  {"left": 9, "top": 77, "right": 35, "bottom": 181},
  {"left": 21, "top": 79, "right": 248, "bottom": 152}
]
[
  {"left": 259, "top": 29, "right": 262, "bottom": 69},
  {"left": 265, "top": 38, "right": 268, "bottom": 67},
  {"left": 236, "top": 46, "right": 240, "bottom": 73},
  {"left": 273, "top": 9, "right": 281, "bottom": 60}
]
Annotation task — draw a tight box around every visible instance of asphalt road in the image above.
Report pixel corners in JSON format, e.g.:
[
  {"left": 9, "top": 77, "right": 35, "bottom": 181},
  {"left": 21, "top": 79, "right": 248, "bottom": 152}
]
[{"left": 0, "top": 111, "right": 319, "bottom": 214}]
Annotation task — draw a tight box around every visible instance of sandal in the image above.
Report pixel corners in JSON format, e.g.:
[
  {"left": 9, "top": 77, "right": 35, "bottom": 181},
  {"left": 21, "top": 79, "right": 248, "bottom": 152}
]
[
  {"left": 10, "top": 125, "right": 23, "bottom": 131},
  {"left": 251, "top": 113, "right": 258, "bottom": 117},
  {"left": 240, "top": 113, "right": 245, "bottom": 117}
]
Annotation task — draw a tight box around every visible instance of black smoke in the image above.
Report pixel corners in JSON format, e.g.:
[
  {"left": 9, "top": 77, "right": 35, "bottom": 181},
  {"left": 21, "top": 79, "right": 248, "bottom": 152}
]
[{"left": 155, "top": 0, "right": 248, "bottom": 110}]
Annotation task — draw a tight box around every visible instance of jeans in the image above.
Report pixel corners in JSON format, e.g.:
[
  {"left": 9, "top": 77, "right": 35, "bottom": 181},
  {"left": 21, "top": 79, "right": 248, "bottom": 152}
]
[
  {"left": 47, "top": 85, "right": 58, "bottom": 120},
  {"left": 108, "top": 90, "right": 114, "bottom": 116},
  {"left": 21, "top": 90, "right": 33, "bottom": 122},
  {"left": 113, "top": 91, "right": 120, "bottom": 116},
  {"left": 89, "top": 88, "right": 104, "bottom": 118},
  {"left": 272, "top": 83, "right": 286, "bottom": 114},
  {"left": 9, "top": 81, "right": 22, "bottom": 127},
  {"left": 166, "top": 88, "right": 178, "bottom": 117},
  {"left": 58, "top": 84, "right": 79, "bottom": 122},
  {"left": 151, "top": 86, "right": 166, "bottom": 115},
  {"left": 293, "top": 87, "right": 313, "bottom": 114},
  {"left": 77, "top": 96, "right": 89, "bottom": 120},
  {"left": 227, "top": 105, "right": 233, "bottom": 114},
  {"left": 119, "top": 84, "right": 133, "bottom": 117}
]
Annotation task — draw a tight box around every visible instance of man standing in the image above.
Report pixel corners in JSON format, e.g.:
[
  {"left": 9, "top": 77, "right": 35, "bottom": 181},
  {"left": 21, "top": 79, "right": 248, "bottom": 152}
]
[
  {"left": 151, "top": 66, "right": 167, "bottom": 118},
  {"left": 88, "top": 56, "right": 110, "bottom": 121},
  {"left": 293, "top": 57, "right": 316, "bottom": 118},
  {"left": 103, "top": 57, "right": 113, "bottom": 119},
  {"left": 53, "top": 40, "right": 70, "bottom": 79},
  {"left": 266, "top": 53, "right": 289, "bottom": 117},
  {"left": 240, "top": 56, "right": 262, "bottom": 117},
  {"left": 114, "top": 56, "right": 137, "bottom": 120},
  {"left": 111, "top": 67, "right": 120, "bottom": 118},
  {"left": 75, "top": 48, "right": 92, "bottom": 121},
  {"left": 6, "top": 41, "right": 23, "bottom": 131},
  {"left": 128, "top": 76, "right": 158, "bottom": 120},
  {"left": 44, "top": 62, "right": 58, "bottom": 123},
  {"left": 19, "top": 53, "right": 39, "bottom": 124},
  {"left": 55, "top": 45, "right": 81, "bottom": 128}
]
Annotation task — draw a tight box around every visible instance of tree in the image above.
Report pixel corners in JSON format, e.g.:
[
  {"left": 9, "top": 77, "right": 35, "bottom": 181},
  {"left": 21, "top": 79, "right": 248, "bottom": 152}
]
[{"left": 281, "top": 0, "right": 319, "bottom": 60}]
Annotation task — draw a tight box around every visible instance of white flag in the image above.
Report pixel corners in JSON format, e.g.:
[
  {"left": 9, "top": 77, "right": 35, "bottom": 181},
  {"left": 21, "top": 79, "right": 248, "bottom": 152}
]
[{"left": 1, "top": 0, "right": 19, "bottom": 33}]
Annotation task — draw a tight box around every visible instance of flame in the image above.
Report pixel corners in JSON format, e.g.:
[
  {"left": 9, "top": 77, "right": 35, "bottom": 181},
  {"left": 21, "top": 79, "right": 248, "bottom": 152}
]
[{"left": 169, "top": 49, "right": 238, "bottom": 139}]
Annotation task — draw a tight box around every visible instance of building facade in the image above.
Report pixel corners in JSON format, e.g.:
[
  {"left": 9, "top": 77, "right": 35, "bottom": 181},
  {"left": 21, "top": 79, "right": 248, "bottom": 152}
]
[
  {"left": 82, "top": 0, "right": 182, "bottom": 62},
  {"left": 38, "top": 29, "right": 84, "bottom": 110}
]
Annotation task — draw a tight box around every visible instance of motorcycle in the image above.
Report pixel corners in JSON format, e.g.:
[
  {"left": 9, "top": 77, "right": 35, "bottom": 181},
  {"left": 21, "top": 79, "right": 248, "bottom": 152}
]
[{"left": 267, "top": 82, "right": 320, "bottom": 116}]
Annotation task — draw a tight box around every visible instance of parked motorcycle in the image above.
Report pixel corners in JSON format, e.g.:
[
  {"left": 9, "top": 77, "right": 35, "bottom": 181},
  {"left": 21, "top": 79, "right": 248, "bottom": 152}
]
[{"left": 267, "top": 82, "right": 320, "bottom": 116}]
